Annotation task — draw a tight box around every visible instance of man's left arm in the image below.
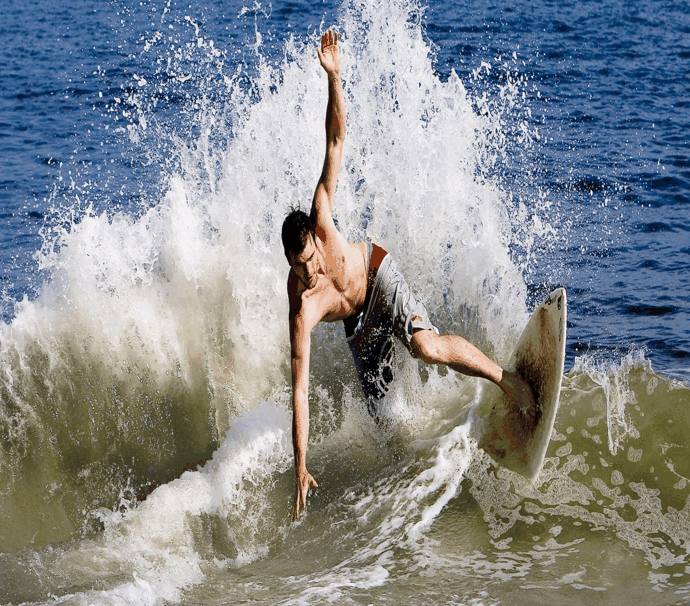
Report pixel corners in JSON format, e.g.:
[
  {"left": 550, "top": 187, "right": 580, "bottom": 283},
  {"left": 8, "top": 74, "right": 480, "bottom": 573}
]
[{"left": 289, "top": 295, "right": 320, "bottom": 519}]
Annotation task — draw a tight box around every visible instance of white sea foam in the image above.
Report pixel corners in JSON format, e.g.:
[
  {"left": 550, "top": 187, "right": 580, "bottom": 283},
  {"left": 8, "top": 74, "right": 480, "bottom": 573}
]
[{"left": 47, "top": 401, "right": 292, "bottom": 605}]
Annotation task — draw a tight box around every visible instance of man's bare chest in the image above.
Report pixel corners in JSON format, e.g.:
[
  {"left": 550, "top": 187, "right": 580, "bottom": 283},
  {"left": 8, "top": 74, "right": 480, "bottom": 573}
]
[{"left": 305, "top": 275, "right": 361, "bottom": 323}]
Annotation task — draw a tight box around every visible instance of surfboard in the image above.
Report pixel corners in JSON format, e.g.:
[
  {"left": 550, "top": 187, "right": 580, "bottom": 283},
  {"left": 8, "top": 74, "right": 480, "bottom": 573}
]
[{"left": 474, "top": 288, "right": 567, "bottom": 480}]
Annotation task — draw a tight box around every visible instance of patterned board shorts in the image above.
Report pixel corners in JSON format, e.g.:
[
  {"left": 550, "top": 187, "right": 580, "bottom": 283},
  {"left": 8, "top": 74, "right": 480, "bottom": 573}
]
[{"left": 343, "top": 243, "right": 436, "bottom": 419}]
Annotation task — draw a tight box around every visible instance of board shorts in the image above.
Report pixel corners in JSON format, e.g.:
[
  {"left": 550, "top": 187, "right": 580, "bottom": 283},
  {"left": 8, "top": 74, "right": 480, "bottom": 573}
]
[{"left": 343, "top": 242, "right": 436, "bottom": 420}]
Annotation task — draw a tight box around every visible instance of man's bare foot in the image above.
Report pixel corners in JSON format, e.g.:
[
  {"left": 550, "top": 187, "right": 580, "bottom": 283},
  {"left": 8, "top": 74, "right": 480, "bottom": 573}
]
[{"left": 499, "top": 370, "right": 538, "bottom": 425}]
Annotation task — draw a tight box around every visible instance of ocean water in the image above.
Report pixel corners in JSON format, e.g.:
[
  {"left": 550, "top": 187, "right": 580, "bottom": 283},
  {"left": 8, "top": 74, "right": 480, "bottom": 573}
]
[{"left": 0, "top": 0, "right": 688, "bottom": 604}]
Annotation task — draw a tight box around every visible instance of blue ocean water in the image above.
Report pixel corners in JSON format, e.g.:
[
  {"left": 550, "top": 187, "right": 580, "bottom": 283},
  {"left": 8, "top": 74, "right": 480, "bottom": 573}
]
[{"left": 0, "top": 0, "right": 689, "bottom": 604}]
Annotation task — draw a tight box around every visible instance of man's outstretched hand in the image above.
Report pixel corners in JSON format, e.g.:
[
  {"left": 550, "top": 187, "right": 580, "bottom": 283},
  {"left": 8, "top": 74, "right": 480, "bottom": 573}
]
[
  {"left": 292, "top": 468, "right": 318, "bottom": 520},
  {"left": 317, "top": 30, "right": 340, "bottom": 76}
]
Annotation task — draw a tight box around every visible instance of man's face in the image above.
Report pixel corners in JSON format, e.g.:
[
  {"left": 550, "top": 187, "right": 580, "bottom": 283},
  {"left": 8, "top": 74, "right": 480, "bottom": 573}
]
[{"left": 289, "top": 236, "right": 319, "bottom": 290}]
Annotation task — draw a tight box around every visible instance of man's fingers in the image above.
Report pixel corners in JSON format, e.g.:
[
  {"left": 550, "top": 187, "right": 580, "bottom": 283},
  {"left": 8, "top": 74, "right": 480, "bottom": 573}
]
[
  {"left": 301, "top": 477, "right": 316, "bottom": 508},
  {"left": 321, "top": 29, "right": 337, "bottom": 51},
  {"left": 292, "top": 490, "right": 301, "bottom": 520},
  {"left": 292, "top": 474, "right": 319, "bottom": 520},
  {"left": 293, "top": 488, "right": 306, "bottom": 519}
]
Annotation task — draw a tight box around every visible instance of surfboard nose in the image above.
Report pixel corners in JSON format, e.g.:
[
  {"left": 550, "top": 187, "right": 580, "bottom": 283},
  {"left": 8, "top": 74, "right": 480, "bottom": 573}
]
[{"left": 545, "top": 287, "right": 566, "bottom": 311}]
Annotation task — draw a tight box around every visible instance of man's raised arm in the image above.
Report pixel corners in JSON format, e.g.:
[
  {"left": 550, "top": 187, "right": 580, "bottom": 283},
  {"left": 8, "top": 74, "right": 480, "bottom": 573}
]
[{"left": 311, "top": 30, "right": 346, "bottom": 230}]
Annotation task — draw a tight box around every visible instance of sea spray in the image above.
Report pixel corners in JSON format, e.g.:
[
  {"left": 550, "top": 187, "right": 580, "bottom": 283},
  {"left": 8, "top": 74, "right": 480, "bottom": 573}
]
[{"left": 334, "top": 0, "right": 533, "bottom": 361}]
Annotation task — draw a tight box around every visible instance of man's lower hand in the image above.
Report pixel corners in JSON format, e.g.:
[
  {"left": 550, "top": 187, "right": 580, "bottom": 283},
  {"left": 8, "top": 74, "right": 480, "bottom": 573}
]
[{"left": 292, "top": 469, "right": 318, "bottom": 520}]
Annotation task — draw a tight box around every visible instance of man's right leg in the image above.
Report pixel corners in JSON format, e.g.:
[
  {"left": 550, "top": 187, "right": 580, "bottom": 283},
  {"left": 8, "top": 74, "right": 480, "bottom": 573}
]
[{"left": 409, "top": 328, "right": 536, "bottom": 416}]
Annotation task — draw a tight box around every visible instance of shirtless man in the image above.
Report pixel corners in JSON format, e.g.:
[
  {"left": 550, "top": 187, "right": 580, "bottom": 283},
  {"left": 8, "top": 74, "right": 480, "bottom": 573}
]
[{"left": 283, "top": 30, "right": 533, "bottom": 519}]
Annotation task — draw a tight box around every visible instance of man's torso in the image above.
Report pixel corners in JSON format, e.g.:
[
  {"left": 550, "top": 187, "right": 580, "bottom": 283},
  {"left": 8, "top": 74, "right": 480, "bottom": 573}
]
[{"left": 288, "top": 236, "right": 368, "bottom": 325}]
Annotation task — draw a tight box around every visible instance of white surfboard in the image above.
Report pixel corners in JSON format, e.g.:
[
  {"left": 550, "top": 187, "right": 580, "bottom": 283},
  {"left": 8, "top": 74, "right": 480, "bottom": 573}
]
[{"left": 474, "top": 288, "right": 567, "bottom": 479}]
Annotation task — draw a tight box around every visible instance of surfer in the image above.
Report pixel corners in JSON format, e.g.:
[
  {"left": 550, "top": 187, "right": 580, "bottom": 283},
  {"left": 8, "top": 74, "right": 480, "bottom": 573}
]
[{"left": 284, "top": 30, "right": 535, "bottom": 519}]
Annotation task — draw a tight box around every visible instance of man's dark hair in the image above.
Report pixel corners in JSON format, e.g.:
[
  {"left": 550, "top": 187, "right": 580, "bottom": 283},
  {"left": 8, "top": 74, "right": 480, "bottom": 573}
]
[{"left": 282, "top": 209, "right": 314, "bottom": 260}]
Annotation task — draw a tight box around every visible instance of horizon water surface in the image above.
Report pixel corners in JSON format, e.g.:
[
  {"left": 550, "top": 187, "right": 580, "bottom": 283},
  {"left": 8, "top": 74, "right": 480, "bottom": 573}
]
[{"left": 0, "top": 0, "right": 689, "bottom": 604}]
